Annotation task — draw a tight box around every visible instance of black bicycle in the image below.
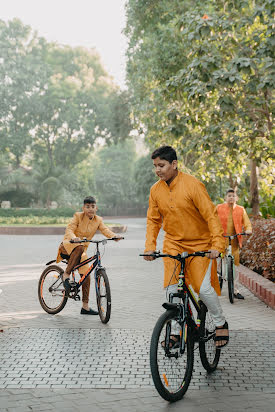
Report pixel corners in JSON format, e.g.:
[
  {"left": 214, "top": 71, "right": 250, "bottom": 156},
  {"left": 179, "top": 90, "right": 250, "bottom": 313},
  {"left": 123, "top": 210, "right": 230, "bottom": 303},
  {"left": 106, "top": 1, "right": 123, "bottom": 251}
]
[
  {"left": 140, "top": 251, "right": 221, "bottom": 402},
  {"left": 38, "top": 237, "right": 123, "bottom": 323},
  {"left": 218, "top": 233, "right": 248, "bottom": 303}
]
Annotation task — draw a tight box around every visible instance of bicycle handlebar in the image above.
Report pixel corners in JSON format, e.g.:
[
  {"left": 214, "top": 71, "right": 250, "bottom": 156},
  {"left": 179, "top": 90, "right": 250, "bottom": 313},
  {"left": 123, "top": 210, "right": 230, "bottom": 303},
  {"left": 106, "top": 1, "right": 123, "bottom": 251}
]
[
  {"left": 223, "top": 232, "right": 250, "bottom": 239},
  {"left": 70, "top": 237, "right": 124, "bottom": 244},
  {"left": 139, "top": 251, "right": 216, "bottom": 261}
]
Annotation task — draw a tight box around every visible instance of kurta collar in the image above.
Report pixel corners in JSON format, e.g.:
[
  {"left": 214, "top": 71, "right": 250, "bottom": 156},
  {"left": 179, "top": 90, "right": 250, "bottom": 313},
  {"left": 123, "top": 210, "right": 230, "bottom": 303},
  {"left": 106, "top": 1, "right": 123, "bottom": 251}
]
[
  {"left": 224, "top": 202, "right": 237, "bottom": 210},
  {"left": 165, "top": 171, "right": 180, "bottom": 190}
]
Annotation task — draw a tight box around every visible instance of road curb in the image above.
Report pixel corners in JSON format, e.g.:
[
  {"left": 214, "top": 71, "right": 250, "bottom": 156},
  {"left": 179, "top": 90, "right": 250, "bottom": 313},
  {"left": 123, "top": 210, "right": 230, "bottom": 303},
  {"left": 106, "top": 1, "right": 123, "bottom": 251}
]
[
  {"left": 239, "top": 264, "right": 275, "bottom": 309},
  {"left": 0, "top": 225, "right": 127, "bottom": 235}
]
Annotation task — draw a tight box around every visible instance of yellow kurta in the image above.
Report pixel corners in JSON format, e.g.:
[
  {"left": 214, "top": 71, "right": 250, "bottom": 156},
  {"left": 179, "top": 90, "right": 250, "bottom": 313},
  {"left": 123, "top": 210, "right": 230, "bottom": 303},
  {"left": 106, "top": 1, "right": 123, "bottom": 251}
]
[
  {"left": 145, "top": 172, "right": 225, "bottom": 293},
  {"left": 56, "top": 212, "right": 116, "bottom": 275}
]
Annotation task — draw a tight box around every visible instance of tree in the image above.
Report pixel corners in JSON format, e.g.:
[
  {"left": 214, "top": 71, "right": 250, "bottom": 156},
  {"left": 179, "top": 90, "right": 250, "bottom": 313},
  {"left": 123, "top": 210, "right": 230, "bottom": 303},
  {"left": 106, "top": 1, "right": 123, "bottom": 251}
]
[
  {"left": 125, "top": 0, "right": 274, "bottom": 213},
  {"left": 0, "top": 19, "right": 132, "bottom": 206},
  {"left": 134, "top": 153, "right": 158, "bottom": 204},
  {"left": 93, "top": 141, "right": 137, "bottom": 212},
  {"left": 0, "top": 19, "right": 49, "bottom": 170}
]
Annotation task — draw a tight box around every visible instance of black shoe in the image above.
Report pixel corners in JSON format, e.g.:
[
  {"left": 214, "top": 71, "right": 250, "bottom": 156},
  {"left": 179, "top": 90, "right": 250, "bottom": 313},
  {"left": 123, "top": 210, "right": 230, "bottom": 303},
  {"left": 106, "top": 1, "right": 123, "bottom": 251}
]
[
  {"left": 234, "top": 293, "right": 244, "bottom": 300},
  {"left": 80, "top": 308, "right": 98, "bottom": 315},
  {"left": 63, "top": 278, "right": 71, "bottom": 295}
]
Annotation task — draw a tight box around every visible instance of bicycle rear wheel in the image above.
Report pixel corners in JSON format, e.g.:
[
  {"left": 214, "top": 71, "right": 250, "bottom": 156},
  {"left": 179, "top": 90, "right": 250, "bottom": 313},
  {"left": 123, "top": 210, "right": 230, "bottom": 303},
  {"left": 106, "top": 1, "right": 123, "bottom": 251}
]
[
  {"left": 38, "top": 265, "right": 68, "bottom": 314},
  {"left": 96, "top": 269, "right": 111, "bottom": 324},
  {"left": 227, "top": 257, "right": 234, "bottom": 304},
  {"left": 150, "top": 310, "right": 194, "bottom": 402},
  {"left": 199, "top": 302, "right": 220, "bottom": 372}
]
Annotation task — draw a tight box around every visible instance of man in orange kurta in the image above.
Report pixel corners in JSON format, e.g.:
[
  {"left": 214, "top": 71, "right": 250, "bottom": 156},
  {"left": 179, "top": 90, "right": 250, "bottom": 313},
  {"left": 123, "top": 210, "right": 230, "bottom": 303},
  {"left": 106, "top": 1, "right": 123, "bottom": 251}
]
[
  {"left": 56, "top": 196, "right": 120, "bottom": 315},
  {"left": 144, "top": 146, "right": 229, "bottom": 347},
  {"left": 216, "top": 189, "right": 252, "bottom": 299}
]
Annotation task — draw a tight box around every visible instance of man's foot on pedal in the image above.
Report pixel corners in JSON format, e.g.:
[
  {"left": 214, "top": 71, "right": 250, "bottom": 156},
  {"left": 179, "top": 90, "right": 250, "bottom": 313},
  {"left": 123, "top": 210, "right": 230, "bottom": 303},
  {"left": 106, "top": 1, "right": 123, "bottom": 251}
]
[
  {"left": 234, "top": 292, "right": 244, "bottom": 299},
  {"left": 80, "top": 307, "right": 98, "bottom": 315},
  {"left": 62, "top": 278, "right": 71, "bottom": 295}
]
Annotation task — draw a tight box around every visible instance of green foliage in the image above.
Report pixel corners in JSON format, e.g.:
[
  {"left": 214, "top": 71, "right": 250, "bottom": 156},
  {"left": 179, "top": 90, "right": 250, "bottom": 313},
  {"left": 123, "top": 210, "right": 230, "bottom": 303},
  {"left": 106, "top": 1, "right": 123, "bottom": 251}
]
[
  {"left": 0, "top": 190, "right": 35, "bottom": 207},
  {"left": 125, "top": 0, "right": 275, "bottom": 212},
  {"left": 260, "top": 197, "right": 275, "bottom": 218},
  {"left": 0, "top": 19, "right": 132, "bottom": 207},
  {"left": 93, "top": 140, "right": 137, "bottom": 208},
  {"left": 0, "top": 207, "right": 77, "bottom": 217},
  {"left": 0, "top": 215, "right": 71, "bottom": 225},
  {"left": 133, "top": 154, "right": 158, "bottom": 203}
]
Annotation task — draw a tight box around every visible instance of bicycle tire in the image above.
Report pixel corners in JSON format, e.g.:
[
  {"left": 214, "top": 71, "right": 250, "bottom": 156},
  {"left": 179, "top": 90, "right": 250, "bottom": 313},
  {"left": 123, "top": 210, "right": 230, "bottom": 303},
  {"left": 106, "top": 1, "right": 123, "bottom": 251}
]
[
  {"left": 217, "top": 261, "right": 223, "bottom": 291},
  {"left": 150, "top": 309, "right": 194, "bottom": 402},
  {"left": 199, "top": 303, "right": 220, "bottom": 372},
  {"left": 96, "top": 269, "right": 111, "bottom": 324},
  {"left": 38, "top": 265, "right": 68, "bottom": 314},
  {"left": 227, "top": 257, "right": 234, "bottom": 304}
]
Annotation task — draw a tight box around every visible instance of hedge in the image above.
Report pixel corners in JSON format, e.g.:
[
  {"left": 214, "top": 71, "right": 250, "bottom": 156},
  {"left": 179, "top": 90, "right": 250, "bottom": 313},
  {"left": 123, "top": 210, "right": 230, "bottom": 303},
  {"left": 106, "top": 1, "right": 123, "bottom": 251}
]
[{"left": 240, "top": 217, "right": 275, "bottom": 282}]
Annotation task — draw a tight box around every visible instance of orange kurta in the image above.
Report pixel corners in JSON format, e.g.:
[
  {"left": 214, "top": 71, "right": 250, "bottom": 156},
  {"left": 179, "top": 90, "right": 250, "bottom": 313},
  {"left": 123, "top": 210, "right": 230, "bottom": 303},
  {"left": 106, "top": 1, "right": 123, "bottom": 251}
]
[
  {"left": 56, "top": 212, "right": 116, "bottom": 275},
  {"left": 216, "top": 203, "right": 252, "bottom": 266},
  {"left": 145, "top": 172, "right": 225, "bottom": 293}
]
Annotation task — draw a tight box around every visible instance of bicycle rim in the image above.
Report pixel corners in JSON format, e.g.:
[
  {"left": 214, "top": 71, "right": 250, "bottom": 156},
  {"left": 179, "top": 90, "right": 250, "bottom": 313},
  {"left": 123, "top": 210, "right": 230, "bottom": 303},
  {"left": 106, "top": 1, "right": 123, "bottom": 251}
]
[
  {"left": 217, "top": 261, "right": 223, "bottom": 291},
  {"left": 150, "top": 310, "right": 194, "bottom": 402},
  {"left": 38, "top": 265, "right": 67, "bottom": 314},
  {"left": 227, "top": 257, "right": 234, "bottom": 304},
  {"left": 199, "top": 303, "right": 220, "bottom": 372},
  {"left": 96, "top": 269, "right": 111, "bottom": 324}
]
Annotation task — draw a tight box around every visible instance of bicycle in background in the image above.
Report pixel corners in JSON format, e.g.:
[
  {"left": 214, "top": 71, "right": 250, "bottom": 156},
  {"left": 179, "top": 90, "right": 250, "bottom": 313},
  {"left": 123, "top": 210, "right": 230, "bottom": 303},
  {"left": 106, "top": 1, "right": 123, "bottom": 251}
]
[
  {"left": 38, "top": 237, "right": 123, "bottom": 323},
  {"left": 218, "top": 233, "right": 249, "bottom": 304},
  {"left": 139, "top": 251, "right": 221, "bottom": 402}
]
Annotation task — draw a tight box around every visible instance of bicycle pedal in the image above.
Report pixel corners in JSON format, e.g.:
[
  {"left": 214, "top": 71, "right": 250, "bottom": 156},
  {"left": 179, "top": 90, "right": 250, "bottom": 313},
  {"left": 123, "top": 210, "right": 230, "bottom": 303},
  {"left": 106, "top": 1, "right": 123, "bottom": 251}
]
[{"left": 73, "top": 295, "right": 80, "bottom": 301}]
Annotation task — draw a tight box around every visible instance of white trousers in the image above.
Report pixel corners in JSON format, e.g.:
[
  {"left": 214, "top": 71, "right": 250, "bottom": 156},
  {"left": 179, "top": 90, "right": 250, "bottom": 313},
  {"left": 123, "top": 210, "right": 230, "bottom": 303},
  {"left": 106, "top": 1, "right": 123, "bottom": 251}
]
[{"left": 166, "top": 261, "right": 225, "bottom": 331}]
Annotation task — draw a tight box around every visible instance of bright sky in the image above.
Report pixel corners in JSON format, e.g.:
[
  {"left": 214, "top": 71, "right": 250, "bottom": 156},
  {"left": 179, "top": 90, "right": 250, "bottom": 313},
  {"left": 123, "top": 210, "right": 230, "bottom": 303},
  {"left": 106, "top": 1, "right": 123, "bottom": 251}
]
[{"left": 1, "top": 0, "right": 128, "bottom": 89}]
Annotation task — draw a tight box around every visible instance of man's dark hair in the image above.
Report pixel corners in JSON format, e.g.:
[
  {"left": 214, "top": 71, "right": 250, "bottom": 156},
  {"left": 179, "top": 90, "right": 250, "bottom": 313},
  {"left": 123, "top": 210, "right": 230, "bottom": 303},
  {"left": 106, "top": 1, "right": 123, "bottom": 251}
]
[
  {"left": 151, "top": 146, "right": 177, "bottom": 163},
  {"left": 226, "top": 189, "right": 235, "bottom": 195},
  {"left": 83, "top": 196, "right": 96, "bottom": 204}
]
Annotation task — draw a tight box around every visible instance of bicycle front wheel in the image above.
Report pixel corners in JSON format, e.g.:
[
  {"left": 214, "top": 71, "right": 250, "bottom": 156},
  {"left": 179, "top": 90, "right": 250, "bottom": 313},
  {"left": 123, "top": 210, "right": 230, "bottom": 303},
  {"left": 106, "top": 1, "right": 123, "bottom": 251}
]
[
  {"left": 38, "top": 265, "right": 68, "bottom": 314},
  {"left": 199, "top": 303, "right": 220, "bottom": 372},
  {"left": 150, "top": 310, "right": 194, "bottom": 402},
  {"left": 96, "top": 269, "right": 111, "bottom": 324},
  {"left": 227, "top": 257, "right": 234, "bottom": 304},
  {"left": 217, "top": 259, "right": 223, "bottom": 291}
]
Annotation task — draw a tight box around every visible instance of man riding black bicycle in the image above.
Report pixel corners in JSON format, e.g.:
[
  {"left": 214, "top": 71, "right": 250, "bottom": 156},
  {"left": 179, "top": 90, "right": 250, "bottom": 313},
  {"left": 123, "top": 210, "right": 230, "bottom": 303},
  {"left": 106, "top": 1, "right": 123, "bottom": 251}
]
[
  {"left": 216, "top": 189, "right": 252, "bottom": 299},
  {"left": 143, "top": 146, "right": 229, "bottom": 348},
  {"left": 56, "top": 196, "right": 122, "bottom": 315}
]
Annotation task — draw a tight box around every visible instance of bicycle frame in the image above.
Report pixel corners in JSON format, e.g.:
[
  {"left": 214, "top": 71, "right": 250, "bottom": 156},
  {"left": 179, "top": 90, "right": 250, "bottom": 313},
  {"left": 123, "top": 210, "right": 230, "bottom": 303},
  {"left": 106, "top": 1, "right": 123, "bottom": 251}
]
[
  {"left": 168, "top": 259, "right": 202, "bottom": 347},
  {"left": 67, "top": 242, "right": 104, "bottom": 299}
]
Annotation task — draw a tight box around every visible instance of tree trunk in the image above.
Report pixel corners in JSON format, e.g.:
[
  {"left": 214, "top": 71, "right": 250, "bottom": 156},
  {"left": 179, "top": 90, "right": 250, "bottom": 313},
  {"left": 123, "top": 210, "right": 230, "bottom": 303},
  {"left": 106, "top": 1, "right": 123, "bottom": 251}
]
[
  {"left": 250, "top": 158, "right": 260, "bottom": 216},
  {"left": 229, "top": 173, "right": 238, "bottom": 192}
]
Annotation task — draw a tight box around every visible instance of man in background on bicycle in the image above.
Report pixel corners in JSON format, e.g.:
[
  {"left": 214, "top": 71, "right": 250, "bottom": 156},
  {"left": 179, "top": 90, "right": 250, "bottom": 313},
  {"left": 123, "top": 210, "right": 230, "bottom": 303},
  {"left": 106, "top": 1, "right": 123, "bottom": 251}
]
[
  {"left": 216, "top": 189, "right": 252, "bottom": 299},
  {"left": 143, "top": 146, "right": 229, "bottom": 348},
  {"left": 56, "top": 196, "right": 121, "bottom": 315}
]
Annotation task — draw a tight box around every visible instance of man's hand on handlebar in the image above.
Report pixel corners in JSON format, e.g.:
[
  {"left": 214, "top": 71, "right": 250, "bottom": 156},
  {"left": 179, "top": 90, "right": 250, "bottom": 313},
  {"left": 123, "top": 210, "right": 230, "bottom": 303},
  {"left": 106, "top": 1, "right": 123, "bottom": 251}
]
[
  {"left": 71, "top": 237, "right": 82, "bottom": 243},
  {"left": 113, "top": 236, "right": 123, "bottom": 242},
  {"left": 207, "top": 249, "right": 220, "bottom": 259},
  {"left": 244, "top": 231, "right": 252, "bottom": 235},
  {"left": 143, "top": 250, "right": 156, "bottom": 261}
]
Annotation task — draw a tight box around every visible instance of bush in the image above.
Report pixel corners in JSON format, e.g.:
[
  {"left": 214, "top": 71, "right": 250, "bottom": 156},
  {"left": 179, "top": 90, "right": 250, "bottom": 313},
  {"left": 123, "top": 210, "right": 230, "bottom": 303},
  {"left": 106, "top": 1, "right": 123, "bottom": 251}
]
[
  {"left": 240, "top": 217, "right": 275, "bottom": 282},
  {"left": 0, "top": 207, "right": 77, "bottom": 218},
  {"left": 0, "top": 190, "right": 35, "bottom": 207}
]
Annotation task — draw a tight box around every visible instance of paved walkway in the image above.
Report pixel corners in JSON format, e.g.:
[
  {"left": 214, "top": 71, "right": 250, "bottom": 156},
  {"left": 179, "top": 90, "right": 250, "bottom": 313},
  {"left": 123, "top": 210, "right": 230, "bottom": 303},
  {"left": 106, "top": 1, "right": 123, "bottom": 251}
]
[{"left": 0, "top": 218, "right": 275, "bottom": 411}]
